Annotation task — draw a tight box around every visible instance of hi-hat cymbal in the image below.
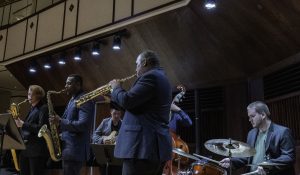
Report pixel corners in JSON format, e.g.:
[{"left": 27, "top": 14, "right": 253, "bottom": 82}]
[
  {"left": 247, "top": 162, "right": 286, "bottom": 167},
  {"left": 172, "top": 148, "right": 200, "bottom": 161},
  {"left": 204, "top": 139, "right": 256, "bottom": 158}
]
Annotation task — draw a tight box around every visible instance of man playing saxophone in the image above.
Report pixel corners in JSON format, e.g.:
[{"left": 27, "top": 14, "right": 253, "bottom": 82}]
[
  {"left": 109, "top": 50, "right": 172, "bottom": 175},
  {"left": 49, "top": 74, "right": 94, "bottom": 175},
  {"left": 14, "top": 85, "right": 49, "bottom": 175}
]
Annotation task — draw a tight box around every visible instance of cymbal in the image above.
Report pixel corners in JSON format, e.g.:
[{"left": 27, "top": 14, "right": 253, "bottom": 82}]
[
  {"left": 247, "top": 162, "right": 286, "bottom": 167},
  {"left": 204, "top": 139, "right": 256, "bottom": 158},
  {"left": 172, "top": 148, "right": 200, "bottom": 161}
]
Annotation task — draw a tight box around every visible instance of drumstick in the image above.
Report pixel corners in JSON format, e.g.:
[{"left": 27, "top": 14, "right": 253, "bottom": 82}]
[
  {"left": 241, "top": 170, "right": 259, "bottom": 175},
  {"left": 192, "top": 153, "right": 221, "bottom": 164}
]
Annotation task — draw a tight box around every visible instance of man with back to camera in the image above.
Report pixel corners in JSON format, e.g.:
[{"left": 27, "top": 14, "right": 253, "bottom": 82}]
[{"left": 109, "top": 50, "right": 173, "bottom": 175}]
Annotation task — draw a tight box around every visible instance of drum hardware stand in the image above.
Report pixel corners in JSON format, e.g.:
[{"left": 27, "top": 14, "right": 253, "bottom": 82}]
[
  {"left": 225, "top": 138, "right": 233, "bottom": 175},
  {"left": 175, "top": 155, "right": 182, "bottom": 172}
]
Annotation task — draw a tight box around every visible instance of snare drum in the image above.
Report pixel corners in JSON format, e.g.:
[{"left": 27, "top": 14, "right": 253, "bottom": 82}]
[{"left": 191, "top": 162, "right": 227, "bottom": 175}]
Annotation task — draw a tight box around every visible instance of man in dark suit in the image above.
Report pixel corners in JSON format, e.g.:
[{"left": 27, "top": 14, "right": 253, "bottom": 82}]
[
  {"left": 109, "top": 50, "right": 172, "bottom": 175},
  {"left": 220, "top": 101, "right": 296, "bottom": 175},
  {"left": 50, "top": 74, "right": 94, "bottom": 175},
  {"left": 14, "top": 85, "right": 49, "bottom": 175}
]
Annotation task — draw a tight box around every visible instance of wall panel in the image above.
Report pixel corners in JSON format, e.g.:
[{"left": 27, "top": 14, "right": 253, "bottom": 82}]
[
  {"left": 36, "top": 3, "right": 64, "bottom": 49},
  {"left": 134, "top": 0, "right": 174, "bottom": 14},
  {"left": 115, "top": 0, "right": 131, "bottom": 21},
  {"left": 0, "top": 7, "right": 4, "bottom": 26},
  {"left": 63, "top": 0, "right": 77, "bottom": 40},
  {"left": 5, "top": 21, "right": 26, "bottom": 59},
  {"left": 0, "top": 29, "right": 7, "bottom": 61},
  {"left": 2, "top": 5, "right": 10, "bottom": 26},
  {"left": 24, "top": 16, "right": 37, "bottom": 52},
  {"left": 10, "top": 0, "right": 29, "bottom": 24},
  {"left": 77, "top": 0, "right": 113, "bottom": 34},
  {"left": 36, "top": 0, "right": 52, "bottom": 12}
]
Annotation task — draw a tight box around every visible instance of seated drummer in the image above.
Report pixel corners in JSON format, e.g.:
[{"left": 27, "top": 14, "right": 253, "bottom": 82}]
[{"left": 219, "top": 101, "right": 296, "bottom": 175}]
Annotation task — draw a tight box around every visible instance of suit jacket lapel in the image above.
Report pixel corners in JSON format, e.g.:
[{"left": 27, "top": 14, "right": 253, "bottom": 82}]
[
  {"left": 250, "top": 129, "right": 258, "bottom": 147},
  {"left": 248, "top": 129, "right": 258, "bottom": 164},
  {"left": 265, "top": 122, "right": 274, "bottom": 152}
]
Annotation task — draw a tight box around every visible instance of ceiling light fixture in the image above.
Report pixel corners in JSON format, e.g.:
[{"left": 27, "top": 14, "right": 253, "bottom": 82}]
[
  {"left": 204, "top": 0, "right": 216, "bottom": 9},
  {"left": 112, "top": 35, "right": 121, "bottom": 50},
  {"left": 74, "top": 49, "right": 82, "bottom": 61},
  {"left": 92, "top": 42, "right": 100, "bottom": 56}
]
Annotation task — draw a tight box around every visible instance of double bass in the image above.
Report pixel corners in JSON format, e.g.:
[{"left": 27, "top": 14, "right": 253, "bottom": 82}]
[{"left": 164, "top": 85, "right": 190, "bottom": 175}]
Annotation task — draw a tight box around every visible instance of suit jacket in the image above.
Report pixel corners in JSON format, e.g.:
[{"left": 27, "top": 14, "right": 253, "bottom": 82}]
[
  {"left": 111, "top": 68, "right": 172, "bottom": 161},
  {"left": 60, "top": 91, "right": 94, "bottom": 162},
  {"left": 21, "top": 101, "right": 49, "bottom": 157},
  {"left": 232, "top": 122, "right": 296, "bottom": 175},
  {"left": 92, "top": 117, "right": 122, "bottom": 144},
  {"left": 168, "top": 110, "right": 192, "bottom": 133}
]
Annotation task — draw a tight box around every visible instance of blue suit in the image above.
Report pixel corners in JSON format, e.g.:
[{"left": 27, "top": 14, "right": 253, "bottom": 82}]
[
  {"left": 232, "top": 122, "right": 296, "bottom": 175},
  {"left": 168, "top": 110, "right": 192, "bottom": 133},
  {"left": 60, "top": 91, "right": 94, "bottom": 175},
  {"left": 111, "top": 68, "right": 172, "bottom": 163}
]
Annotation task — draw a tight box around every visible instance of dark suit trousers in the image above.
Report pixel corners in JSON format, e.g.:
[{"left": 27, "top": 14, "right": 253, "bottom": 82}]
[
  {"left": 19, "top": 153, "right": 47, "bottom": 175},
  {"left": 122, "top": 159, "right": 166, "bottom": 175},
  {"left": 63, "top": 160, "right": 83, "bottom": 175}
]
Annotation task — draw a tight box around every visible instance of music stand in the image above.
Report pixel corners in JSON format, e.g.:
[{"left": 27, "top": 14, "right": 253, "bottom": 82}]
[
  {"left": 91, "top": 144, "right": 122, "bottom": 175},
  {"left": 0, "top": 113, "right": 25, "bottom": 166}
]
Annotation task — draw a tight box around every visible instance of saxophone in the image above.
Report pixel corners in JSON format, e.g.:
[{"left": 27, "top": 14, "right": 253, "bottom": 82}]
[
  {"left": 75, "top": 74, "right": 136, "bottom": 107},
  {"left": 8, "top": 99, "right": 28, "bottom": 172},
  {"left": 38, "top": 89, "right": 65, "bottom": 161}
]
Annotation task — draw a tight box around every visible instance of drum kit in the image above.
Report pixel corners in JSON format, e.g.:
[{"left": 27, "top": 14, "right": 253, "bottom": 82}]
[{"left": 172, "top": 138, "right": 285, "bottom": 175}]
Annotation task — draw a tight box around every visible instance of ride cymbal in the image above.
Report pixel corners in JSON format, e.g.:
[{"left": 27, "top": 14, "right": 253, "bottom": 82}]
[{"left": 204, "top": 139, "right": 256, "bottom": 158}]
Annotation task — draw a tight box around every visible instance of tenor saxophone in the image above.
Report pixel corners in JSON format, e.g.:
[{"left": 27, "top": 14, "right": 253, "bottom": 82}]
[
  {"left": 38, "top": 89, "right": 65, "bottom": 161},
  {"left": 8, "top": 99, "right": 28, "bottom": 172},
  {"left": 75, "top": 74, "right": 136, "bottom": 107}
]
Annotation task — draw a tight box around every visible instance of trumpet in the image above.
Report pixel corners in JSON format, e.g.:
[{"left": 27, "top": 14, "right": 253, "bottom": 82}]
[{"left": 75, "top": 74, "right": 136, "bottom": 107}]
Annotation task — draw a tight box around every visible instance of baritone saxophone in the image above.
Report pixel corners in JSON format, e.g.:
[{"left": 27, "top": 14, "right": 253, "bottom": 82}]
[{"left": 38, "top": 89, "right": 65, "bottom": 161}]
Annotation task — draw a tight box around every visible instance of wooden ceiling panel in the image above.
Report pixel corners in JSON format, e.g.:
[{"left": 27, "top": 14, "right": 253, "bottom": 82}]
[{"left": 6, "top": 0, "right": 300, "bottom": 101}]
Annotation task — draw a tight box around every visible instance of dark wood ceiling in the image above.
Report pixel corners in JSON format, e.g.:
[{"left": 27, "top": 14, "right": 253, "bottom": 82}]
[{"left": 6, "top": 0, "right": 300, "bottom": 105}]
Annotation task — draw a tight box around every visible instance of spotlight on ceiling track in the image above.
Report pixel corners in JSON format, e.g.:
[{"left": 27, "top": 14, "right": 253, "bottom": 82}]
[
  {"left": 74, "top": 48, "right": 82, "bottom": 61},
  {"left": 92, "top": 42, "right": 100, "bottom": 56},
  {"left": 43, "top": 57, "right": 51, "bottom": 69},
  {"left": 58, "top": 54, "right": 66, "bottom": 65},
  {"left": 29, "top": 67, "right": 36, "bottom": 73},
  {"left": 43, "top": 63, "right": 51, "bottom": 69},
  {"left": 204, "top": 0, "right": 216, "bottom": 9},
  {"left": 112, "top": 35, "right": 121, "bottom": 50}
]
